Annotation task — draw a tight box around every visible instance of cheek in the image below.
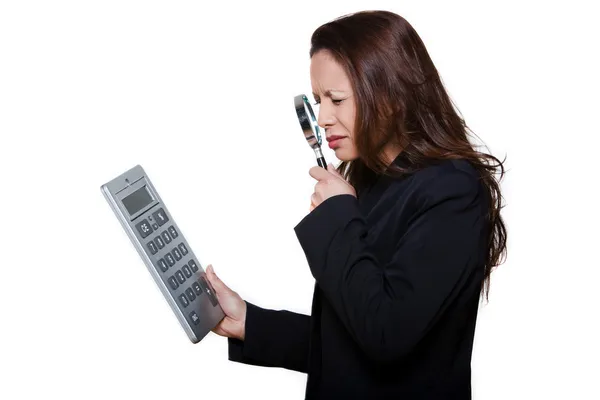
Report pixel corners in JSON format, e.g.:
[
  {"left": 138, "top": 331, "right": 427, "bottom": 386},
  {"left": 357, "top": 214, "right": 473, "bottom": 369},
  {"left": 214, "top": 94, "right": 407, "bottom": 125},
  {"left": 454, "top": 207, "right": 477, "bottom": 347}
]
[
  {"left": 342, "top": 109, "right": 356, "bottom": 137},
  {"left": 341, "top": 137, "right": 358, "bottom": 154}
]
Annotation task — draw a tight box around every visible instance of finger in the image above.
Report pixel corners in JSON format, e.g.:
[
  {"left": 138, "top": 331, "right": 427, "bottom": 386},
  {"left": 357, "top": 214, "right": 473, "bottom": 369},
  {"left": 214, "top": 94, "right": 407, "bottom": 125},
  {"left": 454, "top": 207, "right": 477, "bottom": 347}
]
[
  {"left": 327, "top": 163, "right": 345, "bottom": 180},
  {"left": 327, "top": 163, "right": 340, "bottom": 175},
  {"left": 212, "top": 325, "right": 229, "bottom": 338},
  {"left": 309, "top": 165, "right": 331, "bottom": 181},
  {"left": 213, "top": 328, "right": 225, "bottom": 337}
]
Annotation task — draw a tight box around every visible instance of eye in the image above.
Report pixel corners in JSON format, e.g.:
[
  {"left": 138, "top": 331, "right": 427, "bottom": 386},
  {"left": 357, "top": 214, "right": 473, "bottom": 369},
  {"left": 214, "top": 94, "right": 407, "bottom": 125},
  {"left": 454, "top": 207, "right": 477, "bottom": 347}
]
[
  {"left": 332, "top": 99, "right": 344, "bottom": 105},
  {"left": 313, "top": 100, "right": 320, "bottom": 106}
]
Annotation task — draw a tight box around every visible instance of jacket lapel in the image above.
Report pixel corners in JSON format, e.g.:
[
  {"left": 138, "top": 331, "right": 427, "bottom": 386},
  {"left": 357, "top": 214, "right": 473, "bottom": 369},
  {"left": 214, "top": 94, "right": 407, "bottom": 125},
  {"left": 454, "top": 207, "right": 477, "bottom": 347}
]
[{"left": 358, "top": 151, "right": 412, "bottom": 216}]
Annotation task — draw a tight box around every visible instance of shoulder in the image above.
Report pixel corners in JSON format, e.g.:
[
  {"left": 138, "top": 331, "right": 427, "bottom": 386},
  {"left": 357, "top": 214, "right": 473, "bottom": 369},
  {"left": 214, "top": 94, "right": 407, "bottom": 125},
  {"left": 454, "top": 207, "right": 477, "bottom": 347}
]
[{"left": 403, "top": 159, "right": 483, "bottom": 207}]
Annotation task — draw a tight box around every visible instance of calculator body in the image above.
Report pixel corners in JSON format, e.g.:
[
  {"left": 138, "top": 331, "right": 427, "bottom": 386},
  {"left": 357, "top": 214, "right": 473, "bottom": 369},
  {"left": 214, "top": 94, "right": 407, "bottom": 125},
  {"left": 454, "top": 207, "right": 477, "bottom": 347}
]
[{"left": 101, "top": 165, "right": 224, "bottom": 343}]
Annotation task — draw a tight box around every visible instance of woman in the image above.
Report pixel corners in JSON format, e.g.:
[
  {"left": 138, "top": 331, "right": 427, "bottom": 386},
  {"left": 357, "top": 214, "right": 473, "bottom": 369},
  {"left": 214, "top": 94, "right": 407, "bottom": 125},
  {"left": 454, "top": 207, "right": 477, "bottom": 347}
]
[{"left": 204, "top": 10, "right": 506, "bottom": 399}]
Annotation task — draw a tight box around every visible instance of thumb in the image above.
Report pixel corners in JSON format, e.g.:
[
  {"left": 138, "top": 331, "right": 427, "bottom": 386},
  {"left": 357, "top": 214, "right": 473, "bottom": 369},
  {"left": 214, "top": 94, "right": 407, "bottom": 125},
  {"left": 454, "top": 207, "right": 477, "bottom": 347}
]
[{"left": 206, "top": 264, "right": 227, "bottom": 293}]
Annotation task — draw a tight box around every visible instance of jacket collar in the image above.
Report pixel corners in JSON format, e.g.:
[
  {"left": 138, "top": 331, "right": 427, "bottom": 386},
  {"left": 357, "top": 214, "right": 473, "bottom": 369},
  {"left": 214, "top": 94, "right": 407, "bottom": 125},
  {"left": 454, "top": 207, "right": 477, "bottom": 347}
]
[{"left": 357, "top": 151, "right": 412, "bottom": 215}]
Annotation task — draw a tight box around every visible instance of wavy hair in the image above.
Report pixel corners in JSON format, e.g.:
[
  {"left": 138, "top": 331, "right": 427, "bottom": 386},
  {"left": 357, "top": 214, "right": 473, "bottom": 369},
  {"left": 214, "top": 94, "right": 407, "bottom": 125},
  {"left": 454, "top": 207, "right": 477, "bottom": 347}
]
[{"left": 310, "top": 10, "right": 507, "bottom": 300}]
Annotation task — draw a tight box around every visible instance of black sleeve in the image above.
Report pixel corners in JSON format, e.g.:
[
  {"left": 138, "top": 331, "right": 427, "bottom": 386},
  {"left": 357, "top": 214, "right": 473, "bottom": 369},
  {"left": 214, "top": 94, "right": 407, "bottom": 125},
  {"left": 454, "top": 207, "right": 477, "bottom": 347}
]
[
  {"left": 227, "top": 301, "right": 311, "bottom": 373},
  {"left": 293, "top": 169, "right": 486, "bottom": 364}
]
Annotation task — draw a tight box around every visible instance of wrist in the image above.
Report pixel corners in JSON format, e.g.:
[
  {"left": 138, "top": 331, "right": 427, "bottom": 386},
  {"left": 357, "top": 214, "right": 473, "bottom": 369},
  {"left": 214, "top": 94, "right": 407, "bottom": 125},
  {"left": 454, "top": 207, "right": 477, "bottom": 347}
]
[{"left": 238, "top": 301, "right": 247, "bottom": 340}]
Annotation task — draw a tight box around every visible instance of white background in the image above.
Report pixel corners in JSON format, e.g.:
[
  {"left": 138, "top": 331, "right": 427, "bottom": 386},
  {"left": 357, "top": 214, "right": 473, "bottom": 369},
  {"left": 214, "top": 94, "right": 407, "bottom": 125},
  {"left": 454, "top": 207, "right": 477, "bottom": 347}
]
[{"left": 1, "top": 1, "right": 598, "bottom": 399}]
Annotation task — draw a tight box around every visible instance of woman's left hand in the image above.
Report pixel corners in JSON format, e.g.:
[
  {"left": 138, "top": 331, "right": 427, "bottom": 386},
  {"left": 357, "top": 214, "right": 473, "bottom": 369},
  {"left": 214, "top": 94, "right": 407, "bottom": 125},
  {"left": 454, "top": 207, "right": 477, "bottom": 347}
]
[{"left": 309, "top": 163, "right": 357, "bottom": 211}]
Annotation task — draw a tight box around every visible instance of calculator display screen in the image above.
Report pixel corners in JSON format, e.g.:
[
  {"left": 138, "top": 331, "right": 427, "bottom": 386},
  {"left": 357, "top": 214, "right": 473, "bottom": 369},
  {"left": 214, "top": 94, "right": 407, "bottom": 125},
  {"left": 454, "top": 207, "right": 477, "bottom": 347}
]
[{"left": 122, "top": 186, "right": 154, "bottom": 216}]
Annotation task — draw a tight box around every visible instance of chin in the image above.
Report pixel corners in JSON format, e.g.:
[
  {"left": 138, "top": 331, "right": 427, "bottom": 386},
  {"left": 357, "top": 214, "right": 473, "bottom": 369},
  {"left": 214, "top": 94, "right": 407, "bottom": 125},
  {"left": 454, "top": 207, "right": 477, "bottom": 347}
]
[{"left": 334, "top": 147, "right": 359, "bottom": 162}]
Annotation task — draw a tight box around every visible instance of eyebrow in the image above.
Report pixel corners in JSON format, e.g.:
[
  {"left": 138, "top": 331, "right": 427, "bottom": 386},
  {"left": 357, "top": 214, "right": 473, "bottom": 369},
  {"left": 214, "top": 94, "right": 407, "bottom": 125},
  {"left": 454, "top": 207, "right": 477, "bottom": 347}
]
[{"left": 312, "top": 89, "right": 346, "bottom": 98}]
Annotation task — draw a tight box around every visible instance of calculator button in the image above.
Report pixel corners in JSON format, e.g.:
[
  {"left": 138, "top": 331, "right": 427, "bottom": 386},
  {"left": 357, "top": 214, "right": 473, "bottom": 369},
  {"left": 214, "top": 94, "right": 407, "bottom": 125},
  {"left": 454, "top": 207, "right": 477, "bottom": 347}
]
[
  {"left": 178, "top": 293, "right": 189, "bottom": 308},
  {"left": 172, "top": 248, "right": 182, "bottom": 261},
  {"left": 178, "top": 243, "right": 188, "bottom": 256},
  {"left": 157, "top": 259, "right": 169, "bottom": 272},
  {"left": 165, "top": 253, "right": 175, "bottom": 267},
  {"left": 155, "top": 236, "right": 165, "bottom": 249},
  {"left": 135, "top": 219, "right": 153, "bottom": 238},
  {"left": 188, "top": 259, "right": 198, "bottom": 272},
  {"left": 152, "top": 208, "right": 169, "bottom": 226},
  {"left": 147, "top": 241, "right": 158, "bottom": 255},
  {"left": 182, "top": 265, "right": 192, "bottom": 278},
  {"left": 161, "top": 231, "right": 172, "bottom": 244},
  {"left": 168, "top": 276, "right": 179, "bottom": 290},
  {"left": 199, "top": 277, "right": 209, "bottom": 291},
  {"left": 175, "top": 270, "right": 185, "bottom": 284},
  {"left": 192, "top": 281, "right": 202, "bottom": 296},
  {"left": 189, "top": 311, "right": 200, "bottom": 325},
  {"left": 185, "top": 288, "right": 196, "bottom": 302},
  {"left": 200, "top": 276, "right": 218, "bottom": 306},
  {"left": 152, "top": 223, "right": 159, "bottom": 230},
  {"left": 168, "top": 226, "right": 178, "bottom": 238}
]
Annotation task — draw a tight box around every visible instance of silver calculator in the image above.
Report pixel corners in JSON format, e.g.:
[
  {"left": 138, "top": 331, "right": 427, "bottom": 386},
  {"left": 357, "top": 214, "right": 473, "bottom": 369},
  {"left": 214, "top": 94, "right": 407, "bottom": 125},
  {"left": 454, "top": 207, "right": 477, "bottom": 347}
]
[{"left": 101, "top": 165, "right": 224, "bottom": 343}]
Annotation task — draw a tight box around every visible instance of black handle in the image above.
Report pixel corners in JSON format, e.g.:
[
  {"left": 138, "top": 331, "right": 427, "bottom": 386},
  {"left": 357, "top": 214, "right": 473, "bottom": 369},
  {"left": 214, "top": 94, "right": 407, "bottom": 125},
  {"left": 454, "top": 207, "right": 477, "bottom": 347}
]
[{"left": 317, "top": 156, "right": 327, "bottom": 169}]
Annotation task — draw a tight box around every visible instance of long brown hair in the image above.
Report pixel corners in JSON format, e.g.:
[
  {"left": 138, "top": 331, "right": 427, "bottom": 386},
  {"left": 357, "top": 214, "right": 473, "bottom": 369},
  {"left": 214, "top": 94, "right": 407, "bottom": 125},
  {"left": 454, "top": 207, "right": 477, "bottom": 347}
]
[{"left": 310, "top": 10, "right": 507, "bottom": 300}]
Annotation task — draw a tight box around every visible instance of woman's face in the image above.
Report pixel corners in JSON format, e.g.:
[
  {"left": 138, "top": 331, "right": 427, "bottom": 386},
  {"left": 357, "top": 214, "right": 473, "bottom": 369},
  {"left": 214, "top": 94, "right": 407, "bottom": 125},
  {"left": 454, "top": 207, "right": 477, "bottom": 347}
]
[{"left": 310, "top": 50, "right": 359, "bottom": 161}]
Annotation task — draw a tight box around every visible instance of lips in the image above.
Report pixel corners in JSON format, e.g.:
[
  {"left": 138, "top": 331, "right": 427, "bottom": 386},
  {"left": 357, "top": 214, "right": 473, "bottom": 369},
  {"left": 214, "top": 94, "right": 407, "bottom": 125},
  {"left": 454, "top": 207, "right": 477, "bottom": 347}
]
[
  {"left": 326, "top": 135, "right": 346, "bottom": 142},
  {"left": 327, "top": 136, "right": 346, "bottom": 149}
]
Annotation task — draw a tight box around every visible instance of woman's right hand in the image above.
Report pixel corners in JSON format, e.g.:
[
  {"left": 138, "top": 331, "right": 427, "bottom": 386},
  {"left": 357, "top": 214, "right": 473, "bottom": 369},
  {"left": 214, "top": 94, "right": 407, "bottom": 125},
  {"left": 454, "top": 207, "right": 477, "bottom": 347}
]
[{"left": 204, "top": 264, "right": 247, "bottom": 341}]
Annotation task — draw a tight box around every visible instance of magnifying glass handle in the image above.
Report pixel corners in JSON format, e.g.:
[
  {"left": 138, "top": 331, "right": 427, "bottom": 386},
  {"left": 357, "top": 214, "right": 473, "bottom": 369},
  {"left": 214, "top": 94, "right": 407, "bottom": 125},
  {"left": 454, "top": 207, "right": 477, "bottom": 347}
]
[
  {"left": 314, "top": 147, "right": 327, "bottom": 169},
  {"left": 317, "top": 156, "right": 327, "bottom": 169},
  {"left": 314, "top": 146, "right": 327, "bottom": 169}
]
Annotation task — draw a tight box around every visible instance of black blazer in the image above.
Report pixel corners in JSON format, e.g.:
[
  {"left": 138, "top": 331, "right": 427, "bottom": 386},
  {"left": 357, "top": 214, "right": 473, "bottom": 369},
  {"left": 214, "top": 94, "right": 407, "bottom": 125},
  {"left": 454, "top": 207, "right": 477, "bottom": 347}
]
[{"left": 228, "top": 153, "right": 490, "bottom": 399}]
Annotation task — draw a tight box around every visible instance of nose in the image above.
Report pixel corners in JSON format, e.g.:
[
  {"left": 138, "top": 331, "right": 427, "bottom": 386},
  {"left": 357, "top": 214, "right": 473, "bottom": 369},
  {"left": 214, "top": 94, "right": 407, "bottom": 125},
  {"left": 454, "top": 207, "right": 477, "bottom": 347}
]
[{"left": 316, "top": 102, "right": 335, "bottom": 130}]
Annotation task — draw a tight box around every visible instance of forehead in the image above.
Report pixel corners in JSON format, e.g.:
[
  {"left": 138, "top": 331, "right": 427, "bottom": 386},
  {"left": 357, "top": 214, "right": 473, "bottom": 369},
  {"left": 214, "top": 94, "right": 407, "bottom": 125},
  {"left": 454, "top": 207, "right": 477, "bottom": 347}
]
[{"left": 310, "top": 51, "right": 352, "bottom": 93}]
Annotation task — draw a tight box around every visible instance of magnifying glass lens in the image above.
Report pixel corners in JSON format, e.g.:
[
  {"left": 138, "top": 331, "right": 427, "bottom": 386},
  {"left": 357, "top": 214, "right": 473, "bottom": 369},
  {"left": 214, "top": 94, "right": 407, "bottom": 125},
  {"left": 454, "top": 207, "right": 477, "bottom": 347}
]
[{"left": 294, "top": 93, "right": 327, "bottom": 169}]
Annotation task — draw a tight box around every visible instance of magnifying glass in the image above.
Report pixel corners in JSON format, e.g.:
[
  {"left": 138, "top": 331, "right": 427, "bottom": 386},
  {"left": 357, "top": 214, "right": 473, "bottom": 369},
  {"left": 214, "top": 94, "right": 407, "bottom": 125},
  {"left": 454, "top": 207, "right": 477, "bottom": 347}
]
[{"left": 294, "top": 94, "right": 327, "bottom": 169}]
